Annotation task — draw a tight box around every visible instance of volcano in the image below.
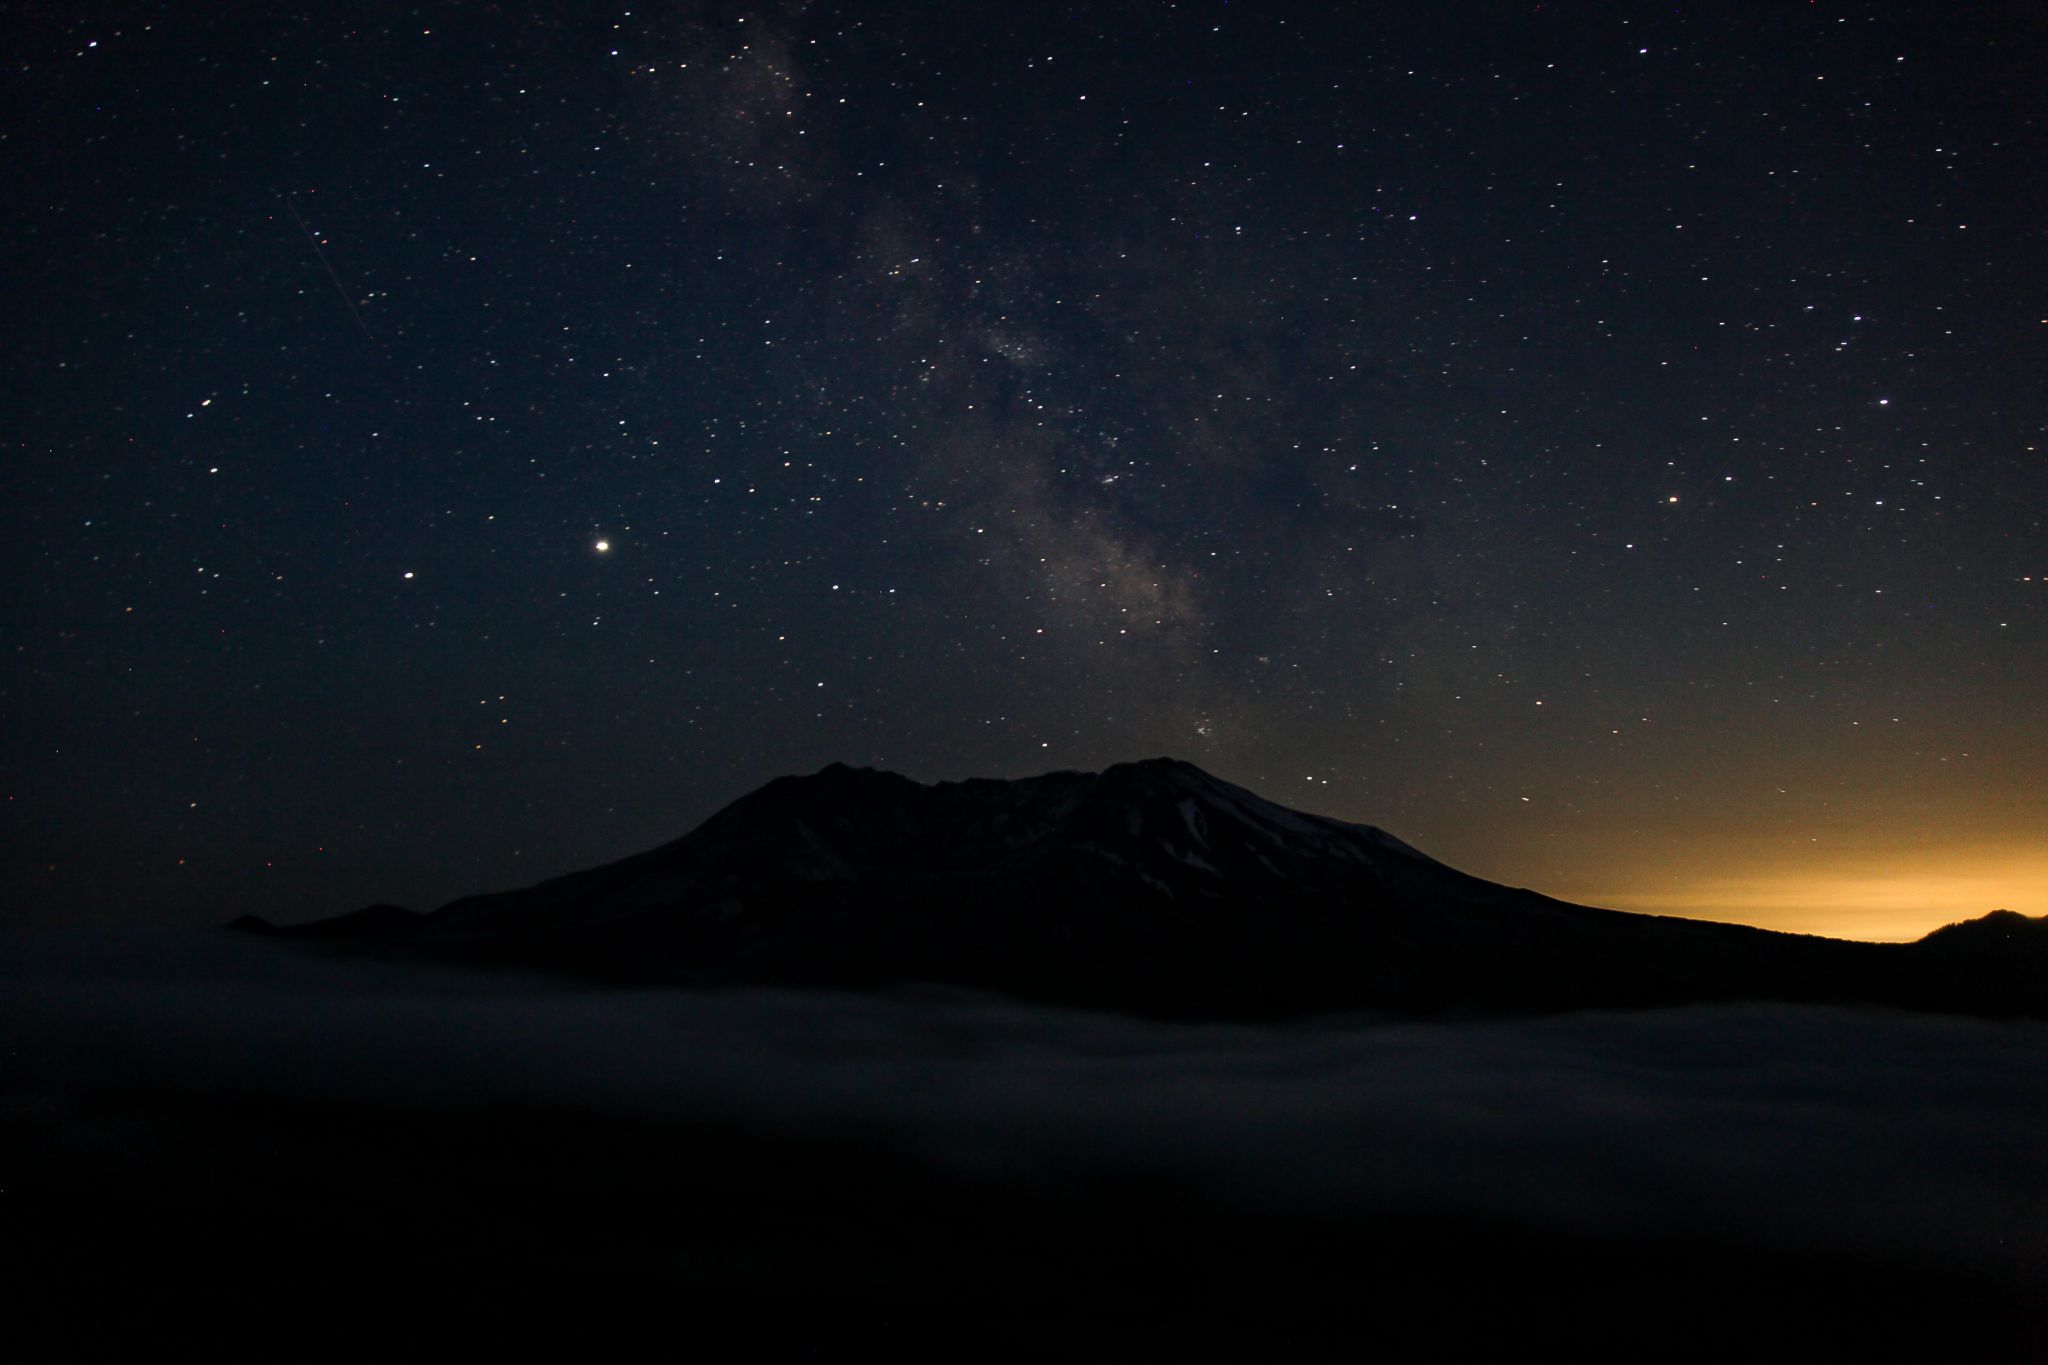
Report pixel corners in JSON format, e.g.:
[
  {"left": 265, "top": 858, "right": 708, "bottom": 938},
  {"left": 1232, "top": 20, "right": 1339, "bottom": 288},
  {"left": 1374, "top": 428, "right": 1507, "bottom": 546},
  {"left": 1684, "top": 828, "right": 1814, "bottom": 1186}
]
[{"left": 236, "top": 758, "right": 2045, "bottom": 1018}]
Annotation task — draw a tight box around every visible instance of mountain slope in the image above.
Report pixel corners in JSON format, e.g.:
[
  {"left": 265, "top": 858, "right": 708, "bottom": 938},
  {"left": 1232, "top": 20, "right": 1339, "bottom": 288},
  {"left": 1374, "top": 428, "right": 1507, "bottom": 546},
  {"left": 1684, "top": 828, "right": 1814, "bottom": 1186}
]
[{"left": 237, "top": 758, "right": 2045, "bottom": 1018}]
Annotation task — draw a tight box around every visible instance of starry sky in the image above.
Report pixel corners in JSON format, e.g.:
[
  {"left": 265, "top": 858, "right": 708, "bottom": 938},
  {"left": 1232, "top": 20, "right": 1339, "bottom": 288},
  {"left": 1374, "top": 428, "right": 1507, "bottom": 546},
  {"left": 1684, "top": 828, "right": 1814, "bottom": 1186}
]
[{"left": 7, "top": 1, "right": 2044, "bottom": 939}]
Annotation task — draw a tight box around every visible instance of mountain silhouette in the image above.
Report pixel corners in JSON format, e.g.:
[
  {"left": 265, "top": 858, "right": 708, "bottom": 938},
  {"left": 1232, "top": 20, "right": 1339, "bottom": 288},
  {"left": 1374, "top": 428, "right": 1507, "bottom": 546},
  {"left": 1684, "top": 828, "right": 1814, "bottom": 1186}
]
[{"left": 236, "top": 758, "right": 2046, "bottom": 1018}]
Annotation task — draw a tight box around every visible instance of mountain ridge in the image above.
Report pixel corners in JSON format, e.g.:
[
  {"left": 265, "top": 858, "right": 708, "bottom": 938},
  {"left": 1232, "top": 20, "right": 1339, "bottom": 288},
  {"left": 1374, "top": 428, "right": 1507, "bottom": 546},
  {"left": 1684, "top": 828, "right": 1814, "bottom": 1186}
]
[{"left": 233, "top": 758, "right": 2047, "bottom": 1018}]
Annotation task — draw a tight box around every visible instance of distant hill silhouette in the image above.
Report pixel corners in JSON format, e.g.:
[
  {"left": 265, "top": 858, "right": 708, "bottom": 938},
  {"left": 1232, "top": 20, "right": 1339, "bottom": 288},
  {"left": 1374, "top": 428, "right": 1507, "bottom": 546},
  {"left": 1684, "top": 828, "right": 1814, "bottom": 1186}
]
[
  {"left": 234, "top": 758, "right": 2048, "bottom": 1018},
  {"left": 1918, "top": 908, "right": 2048, "bottom": 957}
]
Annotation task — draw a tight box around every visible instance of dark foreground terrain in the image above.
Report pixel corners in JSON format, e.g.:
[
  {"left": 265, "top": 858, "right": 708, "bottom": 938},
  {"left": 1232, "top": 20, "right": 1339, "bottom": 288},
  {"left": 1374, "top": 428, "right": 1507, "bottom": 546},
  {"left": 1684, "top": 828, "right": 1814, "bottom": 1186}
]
[
  {"left": 9, "top": 1093, "right": 2040, "bottom": 1359},
  {"left": 8, "top": 931, "right": 2047, "bottom": 1360}
]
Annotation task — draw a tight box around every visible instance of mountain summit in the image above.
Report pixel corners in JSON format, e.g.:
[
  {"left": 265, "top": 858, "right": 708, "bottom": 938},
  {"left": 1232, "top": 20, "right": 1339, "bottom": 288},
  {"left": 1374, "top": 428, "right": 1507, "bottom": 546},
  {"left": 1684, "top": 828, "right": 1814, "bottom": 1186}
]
[{"left": 239, "top": 759, "right": 2045, "bottom": 1018}]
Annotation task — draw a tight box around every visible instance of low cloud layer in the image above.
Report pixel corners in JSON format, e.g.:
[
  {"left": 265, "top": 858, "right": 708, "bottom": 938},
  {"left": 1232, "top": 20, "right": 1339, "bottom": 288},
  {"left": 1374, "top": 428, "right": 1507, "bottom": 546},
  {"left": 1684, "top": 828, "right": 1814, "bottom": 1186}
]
[{"left": 9, "top": 928, "right": 2048, "bottom": 1296}]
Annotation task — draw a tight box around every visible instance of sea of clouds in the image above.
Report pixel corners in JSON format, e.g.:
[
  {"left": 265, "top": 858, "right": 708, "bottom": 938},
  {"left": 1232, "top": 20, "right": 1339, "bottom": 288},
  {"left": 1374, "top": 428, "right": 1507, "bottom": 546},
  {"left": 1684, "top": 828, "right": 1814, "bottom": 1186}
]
[{"left": 8, "top": 927, "right": 2048, "bottom": 1295}]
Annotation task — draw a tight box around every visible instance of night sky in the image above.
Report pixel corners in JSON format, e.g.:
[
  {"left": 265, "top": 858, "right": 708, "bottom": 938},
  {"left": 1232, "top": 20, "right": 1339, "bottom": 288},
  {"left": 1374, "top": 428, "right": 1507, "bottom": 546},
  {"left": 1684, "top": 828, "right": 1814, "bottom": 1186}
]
[{"left": 7, "top": 2, "right": 2044, "bottom": 938}]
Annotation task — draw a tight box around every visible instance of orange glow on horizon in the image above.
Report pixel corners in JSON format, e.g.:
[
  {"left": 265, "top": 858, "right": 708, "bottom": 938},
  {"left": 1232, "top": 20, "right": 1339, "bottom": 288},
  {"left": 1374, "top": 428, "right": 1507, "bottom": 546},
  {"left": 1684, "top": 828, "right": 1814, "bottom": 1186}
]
[{"left": 1562, "top": 843, "right": 2048, "bottom": 942}]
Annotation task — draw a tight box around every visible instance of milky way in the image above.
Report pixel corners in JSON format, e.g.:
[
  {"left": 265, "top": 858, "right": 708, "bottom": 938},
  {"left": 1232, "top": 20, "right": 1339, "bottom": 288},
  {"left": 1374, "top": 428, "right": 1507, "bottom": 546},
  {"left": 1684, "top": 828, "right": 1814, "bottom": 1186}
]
[{"left": 6, "top": 2, "right": 2043, "bottom": 935}]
